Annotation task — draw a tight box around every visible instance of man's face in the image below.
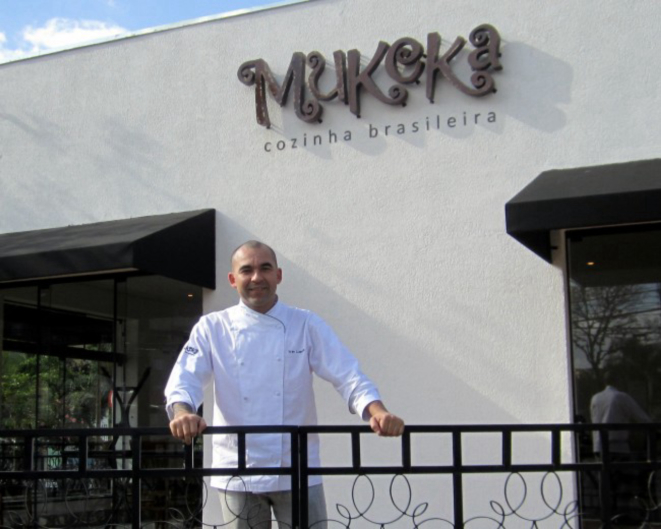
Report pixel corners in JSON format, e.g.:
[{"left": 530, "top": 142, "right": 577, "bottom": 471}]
[{"left": 228, "top": 245, "right": 282, "bottom": 314}]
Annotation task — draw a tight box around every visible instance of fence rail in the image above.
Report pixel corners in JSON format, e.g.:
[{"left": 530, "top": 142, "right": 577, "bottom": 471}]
[{"left": 1, "top": 423, "right": 661, "bottom": 529}]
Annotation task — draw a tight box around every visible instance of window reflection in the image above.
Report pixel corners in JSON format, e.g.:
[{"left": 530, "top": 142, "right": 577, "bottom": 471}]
[
  {"left": 0, "top": 276, "right": 202, "bottom": 430},
  {"left": 1, "top": 274, "right": 203, "bottom": 528},
  {"left": 568, "top": 225, "right": 661, "bottom": 522},
  {"left": 0, "top": 287, "right": 39, "bottom": 429}
]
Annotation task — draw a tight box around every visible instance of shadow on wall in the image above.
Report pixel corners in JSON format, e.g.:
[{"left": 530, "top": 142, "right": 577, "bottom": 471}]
[
  {"left": 210, "top": 212, "right": 519, "bottom": 427},
  {"left": 0, "top": 111, "right": 199, "bottom": 233},
  {"left": 497, "top": 41, "right": 572, "bottom": 133}
]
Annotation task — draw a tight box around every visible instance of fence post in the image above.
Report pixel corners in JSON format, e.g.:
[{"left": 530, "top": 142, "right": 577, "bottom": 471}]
[
  {"left": 401, "top": 430, "right": 411, "bottom": 471},
  {"left": 452, "top": 431, "right": 464, "bottom": 529},
  {"left": 132, "top": 432, "right": 141, "bottom": 529},
  {"left": 23, "top": 435, "right": 35, "bottom": 529},
  {"left": 294, "top": 429, "right": 303, "bottom": 529},
  {"left": 599, "top": 429, "right": 612, "bottom": 529}
]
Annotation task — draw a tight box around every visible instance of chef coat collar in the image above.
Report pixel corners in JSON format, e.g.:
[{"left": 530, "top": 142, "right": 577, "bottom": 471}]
[{"left": 238, "top": 297, "right": 286, "bottom": 327}]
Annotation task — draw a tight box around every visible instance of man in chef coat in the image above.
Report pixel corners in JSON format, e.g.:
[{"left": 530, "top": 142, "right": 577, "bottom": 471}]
[{"left": 165, "top": 240, "right": 404, "bottom": 529}]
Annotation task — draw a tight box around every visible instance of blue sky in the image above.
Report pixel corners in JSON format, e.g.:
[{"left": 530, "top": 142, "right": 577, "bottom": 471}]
[{"left": 0, "top": 0, "right": 291, "bottom": 63}]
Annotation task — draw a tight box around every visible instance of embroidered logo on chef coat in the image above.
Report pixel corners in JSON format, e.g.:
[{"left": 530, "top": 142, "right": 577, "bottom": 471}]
[
  {"left": 288, "top": 349, "right": 305, "bottom": 354},
  {"left": 184, "top": 346, "right": 199, "bottom": 355}
]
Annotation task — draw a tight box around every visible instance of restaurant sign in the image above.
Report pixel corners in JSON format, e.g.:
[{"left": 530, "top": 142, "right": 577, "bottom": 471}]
[{"left": 238, "top": 24, "right": 502, "bottom": 129}]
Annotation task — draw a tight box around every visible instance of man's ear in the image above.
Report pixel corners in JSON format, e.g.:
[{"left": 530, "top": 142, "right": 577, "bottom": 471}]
[
  {"left": 228, "top": 272, "right": 237, "bottom": 289},
  {"left": 277, "top": 268, "right": 282, "bottom": 284}
]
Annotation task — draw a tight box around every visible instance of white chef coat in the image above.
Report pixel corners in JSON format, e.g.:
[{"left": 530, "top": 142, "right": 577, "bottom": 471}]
[{"left": 164, "top": 299, "right": 381, "bottom": 492}]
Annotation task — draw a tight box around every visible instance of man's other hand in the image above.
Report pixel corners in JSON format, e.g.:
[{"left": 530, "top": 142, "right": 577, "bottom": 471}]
[
  {"left": 170, "top": 404, "right": 207, "bottom": 445},
  {"left": 366, "top": 401, "right": 405, "bottom": 437}
]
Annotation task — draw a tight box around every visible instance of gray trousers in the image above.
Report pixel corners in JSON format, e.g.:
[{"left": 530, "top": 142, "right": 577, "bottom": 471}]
[{"left": 218, "top": 484, "right": 327, "bottom": 529}]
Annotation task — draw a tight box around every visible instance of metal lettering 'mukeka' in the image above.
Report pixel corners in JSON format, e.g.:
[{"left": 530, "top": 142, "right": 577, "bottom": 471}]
[{"left": 238, "top": 24, "right": 502, "bottom": 129}]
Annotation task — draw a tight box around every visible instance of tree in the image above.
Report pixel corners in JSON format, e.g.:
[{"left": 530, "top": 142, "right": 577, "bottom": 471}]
[{"left": 570, "top": 283, "right": 649, "bottom": 385}]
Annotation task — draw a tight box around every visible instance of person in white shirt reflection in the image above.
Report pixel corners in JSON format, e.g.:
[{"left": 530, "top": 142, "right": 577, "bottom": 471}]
[
  {"left": 165, "top": 240, "right": 404, "bottom": 529},
  {"left": 591, "top": 379, "right": 651, "bottom": 455}
]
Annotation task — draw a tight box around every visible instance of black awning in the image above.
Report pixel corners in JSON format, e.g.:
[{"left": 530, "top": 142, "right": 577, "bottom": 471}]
[
  {"left": 0, "top": 209, "right": 216, "bottom": 288},
  {"left": 505, "top": 159, "right": 661, "bottom": 262}
]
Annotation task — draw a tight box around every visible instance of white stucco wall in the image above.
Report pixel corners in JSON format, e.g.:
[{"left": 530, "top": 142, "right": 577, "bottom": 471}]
[{"left": 1, "top": 0, "right": 660, "bottom": 520}]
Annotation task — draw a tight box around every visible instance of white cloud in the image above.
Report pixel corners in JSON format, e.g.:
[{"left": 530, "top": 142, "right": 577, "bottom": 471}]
[
  {"left": 24, "top": 18, "right": 127, "bottom": 50},
  {"left": 0, "top": 18, "right": 128, "bottom": 63}
]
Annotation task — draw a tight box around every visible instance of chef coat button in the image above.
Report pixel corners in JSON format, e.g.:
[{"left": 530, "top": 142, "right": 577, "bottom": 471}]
[
  {"left": 277, "top": 358, "right": 281, "bottom": 362},
  {"left": 240, "top": 361, "right": 244, "bottom": 366},
  {"left": 276, "top": 392, "right": 281, "bottom": 397},
  {"left": 244, "top": 397, "right": 248, "bottom": 401}
]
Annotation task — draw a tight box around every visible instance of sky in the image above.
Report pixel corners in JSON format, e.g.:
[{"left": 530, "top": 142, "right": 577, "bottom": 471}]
[{"left": 0, "top": 0, "right": 291, "bottom": 63}]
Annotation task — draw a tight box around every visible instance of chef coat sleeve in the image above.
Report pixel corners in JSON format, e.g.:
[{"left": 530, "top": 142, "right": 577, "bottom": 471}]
[
  {"left": 164, "top": 318, "right": 213, "bottom": 420},
  {"left": 307, "top": 313, "right": 381, "bottom": 420}
]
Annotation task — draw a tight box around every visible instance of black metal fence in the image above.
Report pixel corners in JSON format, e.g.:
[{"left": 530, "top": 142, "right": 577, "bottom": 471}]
[{"left": 1, "top": 423, "right": 661, "bottom": 529}]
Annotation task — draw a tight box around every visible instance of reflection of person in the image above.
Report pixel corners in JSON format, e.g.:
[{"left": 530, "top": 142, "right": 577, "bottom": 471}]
[
  {"left": 165, "top": 241, "right": 405, "bottom": 529},
  {"left": 590, "top": 376, "right": 652, "bottom": 516},
  {"left": 591, "top": 381, "right": 651, "bottom": 454}
]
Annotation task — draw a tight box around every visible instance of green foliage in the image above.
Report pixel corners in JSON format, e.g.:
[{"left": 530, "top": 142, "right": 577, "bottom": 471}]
[
  {"left": 0, "top": 352, "right": 37, "bottom": 429},
  {"left": 0, "top": 352, "right": 109, "bottom": 430}
]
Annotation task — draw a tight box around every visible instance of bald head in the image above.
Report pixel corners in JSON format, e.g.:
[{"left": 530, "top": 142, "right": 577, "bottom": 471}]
[
  {"left": 231, "top": 240, "right": 278, "bottom": 268},
  {"left": 228, "top": 240, "right": 282, "bottom": 313}
]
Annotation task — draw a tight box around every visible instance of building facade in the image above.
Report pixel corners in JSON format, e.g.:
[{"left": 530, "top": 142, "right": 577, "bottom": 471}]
[{"left": 1, "top": 0, "right": 661, "bottom": 524}]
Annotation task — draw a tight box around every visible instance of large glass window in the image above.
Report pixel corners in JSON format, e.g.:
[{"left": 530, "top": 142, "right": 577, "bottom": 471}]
[
  {"left": 0, "top": 274, "right": 203, "bottom": 527},
  {"left": 568, "top": 225, "right": 661, "bottom": 520},
  {"left": 0, "top": 275, "right": 201, "bottom": 430},
  {"left": 569, "top": 226, "right": 661, "bottom": 424}
]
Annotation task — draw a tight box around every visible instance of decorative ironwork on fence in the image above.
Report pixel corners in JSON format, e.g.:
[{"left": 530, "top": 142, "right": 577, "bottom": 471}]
[{"left": 1, "top": 423, "right": 661, "bottom": 529}]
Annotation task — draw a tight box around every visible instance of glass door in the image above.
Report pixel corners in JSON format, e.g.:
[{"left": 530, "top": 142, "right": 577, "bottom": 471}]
[{"left": 568, "top": 224, "right": 661, "bottom": 523}]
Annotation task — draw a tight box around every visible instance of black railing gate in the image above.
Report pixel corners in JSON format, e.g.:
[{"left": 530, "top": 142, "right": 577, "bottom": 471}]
[{"left": 2, "top": 424, "right": 661, "bottom": 529}]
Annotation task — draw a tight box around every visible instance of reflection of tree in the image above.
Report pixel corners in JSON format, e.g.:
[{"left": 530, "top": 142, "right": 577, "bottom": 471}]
[
  {"left": 570, "top": 284, "right": 648, "bottom": 385},
  {"left": 0, "top": 354, "right": 110, "bottom": 429},
  {"left": 571, "top": 282, "right": 661, "bottom": 422},
  {"left": 0, "top": 353, "right": 39, "bottom": 429}
]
